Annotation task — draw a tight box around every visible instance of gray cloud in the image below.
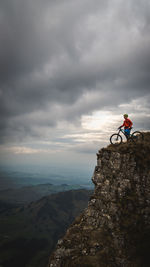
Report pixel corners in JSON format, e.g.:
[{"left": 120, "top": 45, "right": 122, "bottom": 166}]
[{"left": 0, "top": 0, "right": 150, "bottom": 144}]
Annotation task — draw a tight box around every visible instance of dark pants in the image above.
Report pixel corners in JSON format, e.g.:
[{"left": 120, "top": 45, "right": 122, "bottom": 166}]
[{"left": 124, "top": 128, "right": 131, "bottom": 137}]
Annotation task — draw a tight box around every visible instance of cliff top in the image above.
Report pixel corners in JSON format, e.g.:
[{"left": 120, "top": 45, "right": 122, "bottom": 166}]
[{"left": 104, "top": 131, "right": 150, "bottom": 169}]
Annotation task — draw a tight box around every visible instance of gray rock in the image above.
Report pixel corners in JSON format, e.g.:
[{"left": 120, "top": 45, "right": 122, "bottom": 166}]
[{"left": 48, "top": 141, "right": 150, "bottom": 267}]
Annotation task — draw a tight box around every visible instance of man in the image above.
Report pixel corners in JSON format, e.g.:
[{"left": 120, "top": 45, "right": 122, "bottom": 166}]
[{"left": 119, "top": 114, "right": 133, "bottom": 137}]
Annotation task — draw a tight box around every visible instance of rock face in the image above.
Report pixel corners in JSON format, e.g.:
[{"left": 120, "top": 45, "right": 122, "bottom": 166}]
[{"left": 48, "top": 136, "right": 150, "bottom": 267}]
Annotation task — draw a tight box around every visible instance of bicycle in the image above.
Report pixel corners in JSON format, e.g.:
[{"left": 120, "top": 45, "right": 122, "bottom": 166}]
[{"left": 110, "top": 128, "right": 144, "bottom": 145}]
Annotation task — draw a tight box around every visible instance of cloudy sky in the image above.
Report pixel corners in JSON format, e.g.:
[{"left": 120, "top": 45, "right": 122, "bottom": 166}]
[{"left": 0, "top": 0, "right": 150, "bottom": 175}]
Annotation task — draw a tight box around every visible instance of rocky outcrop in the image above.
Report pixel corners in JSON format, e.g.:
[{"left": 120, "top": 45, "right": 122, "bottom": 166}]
[{"left": 48, "top": 134, "right": 150, "bottom": 267}]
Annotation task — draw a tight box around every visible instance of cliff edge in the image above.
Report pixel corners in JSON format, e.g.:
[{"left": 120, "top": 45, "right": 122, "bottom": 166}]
[{"left": 48, "top": 133, "right": 150, "bottom": 267}]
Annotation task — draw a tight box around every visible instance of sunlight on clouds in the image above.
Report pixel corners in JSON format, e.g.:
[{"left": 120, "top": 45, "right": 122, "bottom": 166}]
[
  {"left": 119, "top": 96, "right": 150, "bottom": 113},
  {"left": 62, "top": 111, "right": 121, "bottom": 146},
  {"left": 12, "top": 147, "right": 46, "bottom": 154},
  {"left": 64, "top": 132, "right": 109, "bottom": 143},
  {"left": 81, "top": 111, "right": 119, "bottom": 130},
  {"left": 0, "top": 146, "right": 60, "bottom": 155}
]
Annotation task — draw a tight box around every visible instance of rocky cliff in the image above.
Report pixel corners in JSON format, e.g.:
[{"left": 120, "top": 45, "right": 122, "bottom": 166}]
[{"left": 48, "top": 133, "right": 150, "bottom": 267}]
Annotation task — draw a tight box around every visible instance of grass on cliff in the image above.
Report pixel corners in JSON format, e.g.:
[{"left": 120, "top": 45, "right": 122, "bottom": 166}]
[{"left": 107, "top": 132, "right": 150, "bottom": 169}]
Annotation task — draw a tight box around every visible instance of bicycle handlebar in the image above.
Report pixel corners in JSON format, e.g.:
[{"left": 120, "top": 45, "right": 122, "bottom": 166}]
[{"left": 117, "top": 128, "right": 123, "bottom": 133}]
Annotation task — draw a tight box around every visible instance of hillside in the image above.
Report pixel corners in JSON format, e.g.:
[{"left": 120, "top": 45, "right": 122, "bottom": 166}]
[
  {"left": 0, "top": 183, "right": 89, "bottom": 204},
  {"left": 0, "top": 189, "right": 92, "bottom": 267},
  {"left": 49, "top": 132, "right": 150, "bottom": 267}
]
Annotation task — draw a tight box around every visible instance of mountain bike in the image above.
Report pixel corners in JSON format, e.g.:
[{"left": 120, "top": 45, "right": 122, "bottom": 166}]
[{"left": 110, "top": 128, "right": 144, "bottom": 145}]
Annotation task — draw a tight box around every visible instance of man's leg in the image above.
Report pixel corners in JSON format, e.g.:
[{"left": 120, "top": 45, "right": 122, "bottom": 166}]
[{"left": 124, "top": 128, "right": 130, "bottom": 139}]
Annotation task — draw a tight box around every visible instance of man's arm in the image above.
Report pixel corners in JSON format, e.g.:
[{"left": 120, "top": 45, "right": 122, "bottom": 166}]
[
  {"left": 128, "top": 119, "right": 133, "bottom": 128},
  {"left": 119, "top": 121, "right": 125, "bottom": 128}
]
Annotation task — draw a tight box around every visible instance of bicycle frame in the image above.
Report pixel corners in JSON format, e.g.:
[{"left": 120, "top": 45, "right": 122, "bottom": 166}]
[{"left": 118, "top": 128, "right": 132, "bottom": 139}]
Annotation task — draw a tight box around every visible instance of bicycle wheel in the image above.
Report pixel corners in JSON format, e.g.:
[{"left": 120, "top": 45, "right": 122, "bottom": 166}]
[
  {"left": 110, "top": 134, "right": 122, "bottom": 145},
  {"left": 131, "top": 131, "right": 144, "bottom": 142}
]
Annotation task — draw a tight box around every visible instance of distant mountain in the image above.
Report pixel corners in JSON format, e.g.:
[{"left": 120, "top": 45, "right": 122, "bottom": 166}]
[
  {"left": 0, "top": 168, "right": 93, "bottom": 190},
  {"left": 0, "top": 200, "right": 17, "bottom": 213},
  {"left": 0, "top": 189, "right": 93, "bottom": 267},
  {"left": 0, "top": 183, "right": 91, "bottom": 204}
]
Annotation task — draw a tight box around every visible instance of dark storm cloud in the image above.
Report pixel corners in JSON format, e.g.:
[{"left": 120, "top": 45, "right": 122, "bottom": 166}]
[{"left": 0, "top": 0, "right": 150, "bottom": 143}]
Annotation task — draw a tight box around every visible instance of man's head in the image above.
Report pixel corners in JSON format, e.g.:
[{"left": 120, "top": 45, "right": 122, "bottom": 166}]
[{"left": 124, "top": 114, "right": 128, "bottom": 119}]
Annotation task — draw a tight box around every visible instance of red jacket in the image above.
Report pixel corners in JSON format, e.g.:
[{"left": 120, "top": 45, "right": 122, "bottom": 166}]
[{"left": 121, "top": 118, "right": 133, "bottom": 129}]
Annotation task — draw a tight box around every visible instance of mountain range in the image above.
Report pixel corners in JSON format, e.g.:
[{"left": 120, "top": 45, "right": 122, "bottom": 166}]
[
  {"left": 0, "top": 183, "right": 92, "bottom": 204},
  {"left": 0, "top": 189, "right": 92, "bottom": 267}
]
